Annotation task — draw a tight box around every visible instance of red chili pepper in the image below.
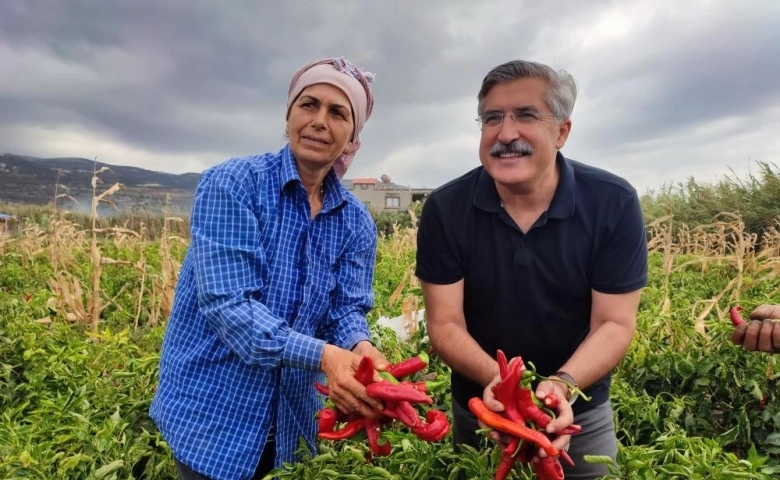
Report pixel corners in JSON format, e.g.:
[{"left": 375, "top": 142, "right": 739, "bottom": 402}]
[
  {"left": 543, "top": 392, "right": 561, "bottom": 409},
  {"left": 560, "top": 448, "right": 575, "bottom": 467},
  {"left": 366, "top": 381, "right": 433, "bottom": 405},
  {"left": 492, "top": 354, "right": 527, "bottom": 425},
  {"left": 494, "top": 437, "right": 521, "bottom": 480},
  {"left": 387, "top": 352, "right": 429, "bottom": 380},
  {"left": 496, "top": 349, "right": 509, "bottom": 380},
  {"left": 314, "top": 382, "right": 330, "bottom": 396},
  {"left": 558, "top": 424, "right": 582, "bottom": 435},
  {"left": 730, "top": 305, "right": 747, "bottom": 326},
  {"left": 533, "top": 456, "right": 564, "bottom": 480},
  {"left": 382, "top": 400, "right": 422, "bottom": 428},
  {"left": 468, "top": 397, "right": 558, "bottom": 457},
  {"left": 494, "top": 452, "right": 517, "bottom": 480},
  {"left": 355, "top": 356, "right": 375, "bottom": 386},
  {"left": 401, "top": 380, "right": 428, "bottom": 394},
  {"left": 318, "top": 407, "right": 338, "bottom": 433},
  {"left": 411, "top": 409, "right": 450, "bottom": 442},
  {"left": 515, "top": 386, "right": 552, "bottom": 428},
  {"left": 365, "top": 418, "right": 391, "bottom": 457},
  {"left": 317, "top": 418, "right": 366, "bottom": 440}
]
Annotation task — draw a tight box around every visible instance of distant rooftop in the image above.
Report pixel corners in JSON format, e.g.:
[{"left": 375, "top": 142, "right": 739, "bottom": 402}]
[
  {"left": 341, "top": 177, "right": 432, "bottom": 191},
  {"left": 352, "top": 178, "right": 377, "bottom": 184}
]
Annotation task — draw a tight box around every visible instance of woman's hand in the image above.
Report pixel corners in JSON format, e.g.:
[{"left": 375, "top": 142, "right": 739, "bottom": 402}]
[
  {"left": 320, "top": 344, "right": 385, "bottom": 417},
  {"left": 351, "top": 340, "right": 389, "bottom": 372}
]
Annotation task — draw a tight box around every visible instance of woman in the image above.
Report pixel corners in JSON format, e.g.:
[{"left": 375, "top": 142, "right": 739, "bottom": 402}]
[{"left": 150, "top": 57, "right": 388, "bottom": 480}]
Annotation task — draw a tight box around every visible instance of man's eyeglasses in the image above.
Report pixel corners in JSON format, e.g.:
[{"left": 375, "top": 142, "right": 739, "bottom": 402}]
[{"left": 476, "top": 109, "right": 557, "bottom": 129}]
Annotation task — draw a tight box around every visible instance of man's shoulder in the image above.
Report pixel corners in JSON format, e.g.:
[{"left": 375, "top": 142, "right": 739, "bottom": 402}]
[
  {"left": 568, "top": 158, "right": 637, "bottom": 196},
  {"left": 429, "top": 167, "right": 482, "bottom": 201}
]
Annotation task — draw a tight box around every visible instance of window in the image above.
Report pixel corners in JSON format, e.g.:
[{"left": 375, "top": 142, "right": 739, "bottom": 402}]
[
  {"left": 361, "top": 184, "right": 369, "bottom": 190},
  {"left": 385, "top": 195, "right": 400, "bottom": 208}
]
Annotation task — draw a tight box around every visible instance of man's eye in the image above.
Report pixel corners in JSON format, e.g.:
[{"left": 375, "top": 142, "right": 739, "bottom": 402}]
[
  {"left": 483, "top": 114, "right": 502, "bottom": 126},
  {"left": 517, "top": 111, "right": 538, "bottom": 121}
]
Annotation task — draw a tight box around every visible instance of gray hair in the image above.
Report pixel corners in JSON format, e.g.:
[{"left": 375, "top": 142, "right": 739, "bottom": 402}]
[{"left": 477, "top": 60, "right": 578, "bottom": 122}]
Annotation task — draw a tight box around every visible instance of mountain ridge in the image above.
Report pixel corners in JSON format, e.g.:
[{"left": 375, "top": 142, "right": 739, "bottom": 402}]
[{"left": 0, "top": 153, "right": 201, "bottom": 214}]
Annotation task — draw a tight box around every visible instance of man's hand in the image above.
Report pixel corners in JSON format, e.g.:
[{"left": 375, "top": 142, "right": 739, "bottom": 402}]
[
  {"left": 479, "top": 374, "right": 574, "bottom": 459},
  {"left": 535, "top": 379, "right": 574, "bottom": 457},
  {"left": 478, "top": 374, "right": 506, "bottom": 445},
  {"left": 732, "top": 304, "right": 780, "bottom": 353},
  {"left": 320, "top": 344, "right": 385, "bottom": 418}
]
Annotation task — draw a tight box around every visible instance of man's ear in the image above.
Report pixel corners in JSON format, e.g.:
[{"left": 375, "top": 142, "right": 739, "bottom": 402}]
[{"left": 556, "top": 119, "right": 572, "bottom": 149}]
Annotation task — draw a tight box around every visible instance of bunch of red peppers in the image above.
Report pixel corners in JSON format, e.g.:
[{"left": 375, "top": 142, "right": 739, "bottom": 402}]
[
  {"left": 469, "top": 350, "right": 584, "bottom": 480},
  {"left": 314, "top": 352, "right": 450, "bottom": 460}
]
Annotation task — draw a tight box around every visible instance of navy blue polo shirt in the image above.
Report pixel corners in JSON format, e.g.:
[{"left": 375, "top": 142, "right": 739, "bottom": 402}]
[{"left": 415, "top": 152, "right": 648, "bottom": 415}]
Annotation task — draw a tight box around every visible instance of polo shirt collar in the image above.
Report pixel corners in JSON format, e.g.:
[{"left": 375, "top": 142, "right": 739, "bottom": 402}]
[
  {"left": 473, "top": 151, "right": 576, "bottom": 219},
  {"left": 548, "top": 152, "right": 576, "bottom": 219},
  {"left": 280, "top": 144, "right": 346, "bottom": 209}
]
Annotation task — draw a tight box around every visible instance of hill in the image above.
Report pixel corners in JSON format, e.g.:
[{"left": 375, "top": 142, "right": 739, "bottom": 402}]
[{"left": 0, "top": 153, "right": 200, "bottom": 214}]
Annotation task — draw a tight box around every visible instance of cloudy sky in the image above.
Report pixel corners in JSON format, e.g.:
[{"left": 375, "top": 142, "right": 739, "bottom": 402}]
[{"left": 1, "top": 0, "right": 778, "bottom": 193}]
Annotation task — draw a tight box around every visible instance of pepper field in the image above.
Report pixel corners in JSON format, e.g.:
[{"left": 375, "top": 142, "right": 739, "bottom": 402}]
[{"left": 1, "top": 194, "right": 780, "bottom": 478}]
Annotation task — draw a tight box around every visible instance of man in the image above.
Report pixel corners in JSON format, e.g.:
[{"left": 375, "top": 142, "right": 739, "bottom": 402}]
[
  {"left": 415, "top": 60, "right": 648, "bottom": 479},
  {"left": 732, "top": 304, "right": 780, "bottom": 353}
]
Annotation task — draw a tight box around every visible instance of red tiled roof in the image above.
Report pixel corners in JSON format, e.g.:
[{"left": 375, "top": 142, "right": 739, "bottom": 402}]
[{"left": 352, "top": 178, "right": 377, "bottom": 184}]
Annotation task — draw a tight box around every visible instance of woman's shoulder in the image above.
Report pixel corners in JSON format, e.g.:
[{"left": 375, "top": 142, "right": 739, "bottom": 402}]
[
  {"left": 198, "top": 150, "right": 285, "bottom": 193},
  {"left": 205, "top": 151, "right": 281, "bottom": 178},
  {"left": 338, "top": 190, "right": 377, "bottom": 233}
]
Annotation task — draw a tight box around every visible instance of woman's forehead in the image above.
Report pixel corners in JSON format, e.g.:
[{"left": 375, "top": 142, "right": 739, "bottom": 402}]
[{"left": 298, "top": 83, "right": 352, "bottom": 111}]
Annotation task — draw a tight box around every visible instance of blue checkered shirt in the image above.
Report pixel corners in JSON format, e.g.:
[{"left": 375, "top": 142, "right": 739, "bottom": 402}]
[{"left": 150, "top": 145, "right": 377, "bottom": 480}]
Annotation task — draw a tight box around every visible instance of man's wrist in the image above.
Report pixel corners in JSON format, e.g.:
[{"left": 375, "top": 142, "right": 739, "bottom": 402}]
[{"left": 550, "top": 370, "right": 579, "bottom": 405}]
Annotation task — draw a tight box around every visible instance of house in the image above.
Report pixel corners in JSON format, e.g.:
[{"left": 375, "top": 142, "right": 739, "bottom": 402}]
[{"left": 341, "top": 176, "right": 432, "bottom": 213}]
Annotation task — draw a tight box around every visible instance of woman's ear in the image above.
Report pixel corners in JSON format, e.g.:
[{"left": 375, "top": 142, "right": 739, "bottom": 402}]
[{"left": 344, "top": 142, "right": 352, "bottom": 155}]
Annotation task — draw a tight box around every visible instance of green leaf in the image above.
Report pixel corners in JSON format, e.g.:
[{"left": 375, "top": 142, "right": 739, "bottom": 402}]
[{"left": 93, "top": 459, "right": 124, "bottom": 479}]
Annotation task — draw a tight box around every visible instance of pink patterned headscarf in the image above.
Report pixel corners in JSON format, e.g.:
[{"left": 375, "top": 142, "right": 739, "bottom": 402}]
[{"left": 287, "top": 57, "right": 375, "bottom": 179}]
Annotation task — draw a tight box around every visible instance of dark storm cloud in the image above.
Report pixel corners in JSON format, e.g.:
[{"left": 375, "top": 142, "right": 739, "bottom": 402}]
[{"left": 0, "top": 0, "right": 778, "bottom": 192}]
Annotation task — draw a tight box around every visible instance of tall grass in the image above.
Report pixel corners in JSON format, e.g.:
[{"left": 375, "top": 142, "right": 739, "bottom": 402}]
[{"left": 640, "top": 161, "right": 780, "bottom": 239}]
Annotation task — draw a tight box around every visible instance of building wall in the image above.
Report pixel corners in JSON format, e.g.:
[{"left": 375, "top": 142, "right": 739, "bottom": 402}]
[{"left": 345, "top": 184, "right": 431, "bottom": 213}]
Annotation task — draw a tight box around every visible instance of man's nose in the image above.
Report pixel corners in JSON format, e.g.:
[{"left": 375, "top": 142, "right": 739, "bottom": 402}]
[{"left": 496, "top": 116, "right": 520, "bottom": 143}]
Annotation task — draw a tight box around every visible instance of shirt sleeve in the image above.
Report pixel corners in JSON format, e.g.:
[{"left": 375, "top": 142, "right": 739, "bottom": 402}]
[
  {"left": 317, "top": 220, "right": 377, "bottom": 350},
  {"left": 415, "top": 193, "right": 464, "bottom": 284},
  {"left": 590, "top": 189, "right": 649, "bottom": 294},
  {"left": 191, "top": 167, "right": 325, "bottom": 372}
]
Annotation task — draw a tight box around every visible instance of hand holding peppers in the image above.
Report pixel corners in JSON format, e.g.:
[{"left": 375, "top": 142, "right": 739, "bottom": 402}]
[
  {"left": 730, "top": 304, "right": 780, "bottom": 354},
  {"left": 320, "top": 345, "right": 385, "bottom": 418},
  {"left": 534, "top": 379, "right": 575, "bottom": 444},
  {"left": 316, "top": 354, "right": 451, "bottom": 460},
  {"left": 351, "top": 340, "right": 390, "bottom": 371},
  {"left": 474, "top": 350, "right": 584, "bottom": 480}
]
